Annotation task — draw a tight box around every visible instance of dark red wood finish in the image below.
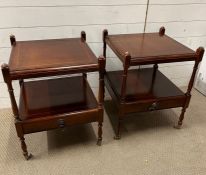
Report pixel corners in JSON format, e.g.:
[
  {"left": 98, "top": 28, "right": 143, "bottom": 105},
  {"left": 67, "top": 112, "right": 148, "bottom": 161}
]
[
  {"left": 9, "top": 36, "right": 98, "bottom": 80},
  {"left": 105, "top": 30, "right": 197, "bottom": 65},
  {"left": 1, "top": 32, "right": 106, "bottom": 160},
  {"left": 103, "top": 27, "right": 204, "bottom": 139}
]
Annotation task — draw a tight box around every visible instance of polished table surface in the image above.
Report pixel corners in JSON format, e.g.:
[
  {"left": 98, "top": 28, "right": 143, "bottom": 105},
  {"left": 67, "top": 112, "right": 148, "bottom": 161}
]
[
  {"left": 19, "top": 76, "right": 98, "bottom": 120},
  {"left": 106, "top": 68, "right": 184, "bottom": 102},
  {"left": 106, "top": 33, "right": 196, "bottom": 65},
  {"left": 9, "top": 38, "right": 98, "bottom": 79}
]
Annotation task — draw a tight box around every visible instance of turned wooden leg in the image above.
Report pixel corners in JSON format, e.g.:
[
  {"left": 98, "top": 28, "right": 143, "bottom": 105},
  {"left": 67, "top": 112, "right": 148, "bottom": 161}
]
[
  {"left": 97, "top": 122, "right": 103, "bottom": 146},
  {"left": 173, "top": 48, "right": 205, "bottom": 129},
  {"left": 174, "top": 107, "right": 187, "bottom": 129},
  {"left": 19, "top": 137, "right": 32, "bottom": 160},
  {"left": 114, "top": 119, "right": 122, "bottom": 140}
]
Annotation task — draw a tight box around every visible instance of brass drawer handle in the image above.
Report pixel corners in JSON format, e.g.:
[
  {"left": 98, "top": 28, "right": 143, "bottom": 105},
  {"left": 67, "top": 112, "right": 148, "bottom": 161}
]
[
  {"left": 148, "top": 102, "right": 158, "bottom": 111},
  {"left": 58, "top": 119, "right": 65, "bottom": 128}
]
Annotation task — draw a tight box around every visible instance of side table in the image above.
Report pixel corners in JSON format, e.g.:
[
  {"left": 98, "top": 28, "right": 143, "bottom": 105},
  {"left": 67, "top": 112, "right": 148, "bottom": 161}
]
[
  {"left": 1, "top": 32, "right": 106, "bottom": 160},
  {"left": 103, "top": 27, "right": 204, "bottom": 139}
]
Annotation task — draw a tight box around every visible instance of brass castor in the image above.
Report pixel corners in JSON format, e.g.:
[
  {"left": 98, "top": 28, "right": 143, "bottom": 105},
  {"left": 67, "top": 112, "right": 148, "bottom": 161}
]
[
  {"left": 24, "top": 153, "right": 33, "bottom": 160},
  {"left": 174, "top": 123, "right": 182, "bottom": 129},
  {"left": 114, "top": 135, "right": 121, "bottom": 140},
  {"left": 96, "top": 139, "right": 102, "bottom": 146}
]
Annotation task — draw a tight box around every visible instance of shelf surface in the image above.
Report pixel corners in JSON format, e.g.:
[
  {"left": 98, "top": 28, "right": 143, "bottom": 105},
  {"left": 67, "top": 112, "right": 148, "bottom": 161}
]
[
  {"left": 19, "top": 76, "right": 98, "bottom": 120},
  {"left": 106, "top": 33, "right": 196, "bottom": 65},
  {"left": 105, "top": 68, "right": 185, "bottom": 103},
  {"left": 9, "top": 38, "right": 98, "bottom": 79}
]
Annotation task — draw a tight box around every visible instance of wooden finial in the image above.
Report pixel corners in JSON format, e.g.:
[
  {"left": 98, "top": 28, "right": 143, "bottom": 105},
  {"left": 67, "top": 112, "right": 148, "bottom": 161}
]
[
  {"left": 103, "top": 29, "right": 108, "bottom": 43},
  {"left": 81, "top": 31, "right": 86, "bottom": 42},
  {"left": 125, "top": 51, "right": 131, "bottom": 57},
  {"left": 103, "top": 29, "right": 108, "bottom": 58},
  {"left": 10, "top": 35, "right": 16, "bottom": 46},
  {"left": 159, "top": 27, "right": 165, "bottom": 36},
  {"left": 1, "top": 63, "right": 9, "bottom": 69},
  {"left": 124, "top": 52, "right": 131, "bottom": 66},
  {"left": 196, "top": 47, "right": 205, "bottom": 62}
]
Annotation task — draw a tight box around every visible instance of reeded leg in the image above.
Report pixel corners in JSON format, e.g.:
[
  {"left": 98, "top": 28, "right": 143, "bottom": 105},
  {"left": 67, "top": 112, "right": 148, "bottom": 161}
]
[
  {"left": 97, "top": 122, "right": 102, "bottom": 146},
  {"left": 174, "top": 107, "right": 187, "bottom": 129},
  {"left": 20, "top": 137, "right": 32, "bottom": 160},
  {"left": 114, "top": 119, "right": 122, "bottom": 140}
]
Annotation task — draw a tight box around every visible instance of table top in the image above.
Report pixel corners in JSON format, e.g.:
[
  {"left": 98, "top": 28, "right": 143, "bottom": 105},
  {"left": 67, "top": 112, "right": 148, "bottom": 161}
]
[
  {"left": 9, "top": 37, "right": 98, "bottom": 79},
  {"left": 106, "top": 32, "right": 196, "bottom": 65}
]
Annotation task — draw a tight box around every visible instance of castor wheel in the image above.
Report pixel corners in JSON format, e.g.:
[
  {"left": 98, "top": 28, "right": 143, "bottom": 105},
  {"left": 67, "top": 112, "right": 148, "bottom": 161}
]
[
  {"left": 174, "top": 124, "right": 182, "bottom": 129},
  {"left": 114, "top": 135, "right": 121, "bottom": 140},
  {"left": 96, "top": 139, "right": 102, "bottom": 146},
  {"left": 24, "top": 153, "right": 33, "bottom": 160}
]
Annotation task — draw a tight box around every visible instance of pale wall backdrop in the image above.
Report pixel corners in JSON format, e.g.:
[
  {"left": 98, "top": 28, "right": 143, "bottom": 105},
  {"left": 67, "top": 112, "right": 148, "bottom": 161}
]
[{"left": 0, "top": 0, "right": 206, "bottom": 108}]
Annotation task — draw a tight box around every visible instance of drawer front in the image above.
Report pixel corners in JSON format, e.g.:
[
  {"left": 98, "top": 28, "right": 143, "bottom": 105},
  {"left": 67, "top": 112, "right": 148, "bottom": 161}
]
[
  {"left": 22, "top": 110, "right": 102, "bottom": 134},
  {"left": 124, "top": 96, "right": 186, "bottom": 114}
]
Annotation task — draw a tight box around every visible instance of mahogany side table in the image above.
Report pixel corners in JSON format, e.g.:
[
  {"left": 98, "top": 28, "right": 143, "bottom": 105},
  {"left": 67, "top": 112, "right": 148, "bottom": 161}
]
[
  {"left": 103, "top": 27, "right": 204, "bottom": 139},
  {"left": 1, "top": 32, "right": 106, "bottom": 160}
]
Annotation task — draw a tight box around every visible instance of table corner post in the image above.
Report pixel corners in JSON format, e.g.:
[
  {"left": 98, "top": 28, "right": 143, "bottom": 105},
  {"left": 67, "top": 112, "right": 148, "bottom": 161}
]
[
  {"left": 175, "top": 47, "right": 205, "bottom": 129},
  {"left": 187, "top": 47, "right": 205, "bottom": 94},
  {"left": 120, "top": 52, "right": 131, "bottom": 102},
  {"left": 1, "top": 63, "right": 19, "bottom": 119},
  {"left": 98, "top": 55, "right": 106, "bottom": 107},
  {"left": 97, "top": 55, "right": 106, "bottom": 146},
  {"left": 103, "top": 29, "right": 108, "bottom": 58}
]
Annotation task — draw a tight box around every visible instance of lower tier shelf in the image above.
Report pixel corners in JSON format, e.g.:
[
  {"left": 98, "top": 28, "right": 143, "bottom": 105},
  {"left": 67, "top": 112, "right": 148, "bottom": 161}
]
[
  {"left": 105, "top": 68, "right": 187, "bottom": 113},
  {"left": 19, "top": 76, "right": 98, "bottom": 121}
]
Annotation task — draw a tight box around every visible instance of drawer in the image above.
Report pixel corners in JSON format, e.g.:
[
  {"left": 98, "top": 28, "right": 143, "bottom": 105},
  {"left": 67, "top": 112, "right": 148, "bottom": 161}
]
[
  {"left": 21, "top": 109, "right": 102, "bottom": 134},
  {"left": 123, "top": 96, "right": 186, "bottom": 114}
]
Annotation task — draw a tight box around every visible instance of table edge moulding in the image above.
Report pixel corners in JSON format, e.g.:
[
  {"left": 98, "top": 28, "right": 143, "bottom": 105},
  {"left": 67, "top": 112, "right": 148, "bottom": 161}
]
[{"left": 8, "top": 32, "right": 99, "bottom": 80}]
